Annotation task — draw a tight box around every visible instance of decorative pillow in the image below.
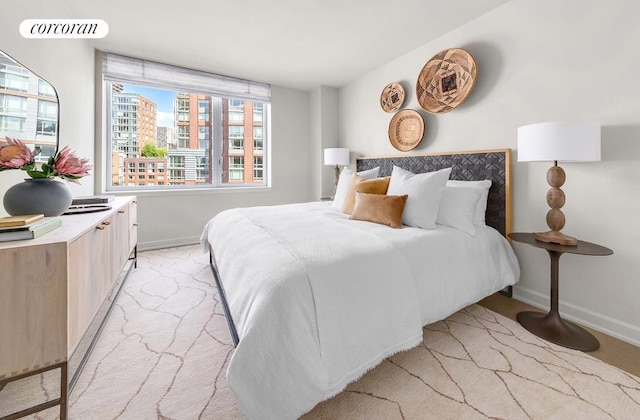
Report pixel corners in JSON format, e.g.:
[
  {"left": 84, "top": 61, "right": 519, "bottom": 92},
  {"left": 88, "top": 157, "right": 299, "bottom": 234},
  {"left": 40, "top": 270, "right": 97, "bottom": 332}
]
[
  {"left": 436, "top": 186, "right": 483, "bottom": 236},
  {"left": 349, "top": 192, "right": 408, "bottom": 228},
  {"left": 332, "top": 167, "right": 380, "bottom": 210},
  {"left": 446, "top": 179, "right": 492, "bottom": 224},
  {"left": 386, "top": 166, "right": 452, "bottom": 229},
  {"left": 341, "top": 176, "right": 391, "bottom": 215}
]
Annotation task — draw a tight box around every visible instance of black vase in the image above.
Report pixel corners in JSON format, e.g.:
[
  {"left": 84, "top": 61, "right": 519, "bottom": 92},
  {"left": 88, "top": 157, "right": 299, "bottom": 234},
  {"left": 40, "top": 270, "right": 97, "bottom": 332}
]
[{"left": 3, "top": 178, "right": 73, "bottom": 216}]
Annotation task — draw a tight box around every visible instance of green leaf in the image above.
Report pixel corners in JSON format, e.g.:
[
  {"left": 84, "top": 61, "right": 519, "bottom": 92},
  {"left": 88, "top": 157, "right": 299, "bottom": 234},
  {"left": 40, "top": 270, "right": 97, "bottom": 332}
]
[
  {"left": 40, "top": 163, "right": 53, "bottom": 176},
  {"left": 27, "top": 170, "right": 47, "bottom": 178}
]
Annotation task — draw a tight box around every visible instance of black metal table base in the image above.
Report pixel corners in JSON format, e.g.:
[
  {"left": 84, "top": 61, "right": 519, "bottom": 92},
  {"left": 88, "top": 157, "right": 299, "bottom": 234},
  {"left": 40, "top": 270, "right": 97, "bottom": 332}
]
[{"left": 517, "top": 310, "right": 600, "bottom": 351}]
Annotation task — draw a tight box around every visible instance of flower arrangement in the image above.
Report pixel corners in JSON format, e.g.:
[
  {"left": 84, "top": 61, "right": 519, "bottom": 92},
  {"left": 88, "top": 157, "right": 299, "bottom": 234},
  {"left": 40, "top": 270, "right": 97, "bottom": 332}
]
[{"left": 0, "top": 137, "right": 91, "bottom": 184}]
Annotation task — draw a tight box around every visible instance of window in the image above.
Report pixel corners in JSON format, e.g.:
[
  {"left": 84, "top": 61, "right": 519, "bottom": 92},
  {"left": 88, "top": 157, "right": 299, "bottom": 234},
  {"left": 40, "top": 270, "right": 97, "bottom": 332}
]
[
  {"left": 0, "top": 94, "right": 27, "bottom": 115},
  {"left": 0, "top": 64, "right": 29, "bottom": 92},
  {"left": 38, "top": 79, "right": 57, "bottom": 97},
  {"left": 38, "top": 100, "right": 58, "bottom": 120},
  {"left": 254, "top": 156, "right": 263, "bottom": 181},
  {"left": 0, "top": 115, "right": 26, "bottom": 133},
  {"left": 177, "top": 125, "right": 189, "bottom": 148},
  {"left": 169, "top": 169, "right": 184, "bottom": 179},
  {"left": 196, "top": 156, "right": 208, "bottom": 180},
  {"left": 253, "top": 102, "right": 263, "bottom": 123},
  {"left": 34, "top": 99, "right": 58, "bottom": 137},
  {"left": 170, "top": 155, "right": 185, "bottom": 168},
  {"left": 198, "top": 126, "right": 210, "bottom": 150},
  {"left": 176, "top": 97, "right": 189, "bottom": 111},
  {"left": 253, "top": 126, "right": 263, "bottom": 151},
  {"left": 36, "top": 120, "right": 57, "bottom": 136},
  {"left": 102, "top": 53, "right": 270, "bottom": 191},
  {"left": 198, "top": 99, "right": 210, "bottom": 122},
  {"left": 229, "top": 126, "right": 244, "bottom": 151},
  {"left": 228, "top": 99, "right": 244, "bottom": 123},
  {"left": 229, "top": 156, "right": 244, "bottom": 181}
]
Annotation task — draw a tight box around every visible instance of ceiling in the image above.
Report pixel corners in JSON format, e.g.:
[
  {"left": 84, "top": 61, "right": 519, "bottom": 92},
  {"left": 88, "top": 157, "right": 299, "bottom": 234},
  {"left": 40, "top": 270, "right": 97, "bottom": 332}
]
[{"left": 60, "top": 0, "right": 510, "bottom": 90}]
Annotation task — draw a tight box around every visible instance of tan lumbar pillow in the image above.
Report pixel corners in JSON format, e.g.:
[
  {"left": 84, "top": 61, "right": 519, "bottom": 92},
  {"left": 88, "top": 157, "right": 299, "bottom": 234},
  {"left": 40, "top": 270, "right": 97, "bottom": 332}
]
[
  {"left": 349, "top": 192, "right": 408, "bottom": 228},
  {"left": 341, "top": 176, "right": 391, "bottom": 215}
]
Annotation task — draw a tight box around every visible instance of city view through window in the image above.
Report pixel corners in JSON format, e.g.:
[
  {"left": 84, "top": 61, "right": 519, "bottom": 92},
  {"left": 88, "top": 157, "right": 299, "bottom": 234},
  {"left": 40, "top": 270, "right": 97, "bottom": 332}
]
[{"left": 108, "top": 83, "right": 267, "bottom": 189}]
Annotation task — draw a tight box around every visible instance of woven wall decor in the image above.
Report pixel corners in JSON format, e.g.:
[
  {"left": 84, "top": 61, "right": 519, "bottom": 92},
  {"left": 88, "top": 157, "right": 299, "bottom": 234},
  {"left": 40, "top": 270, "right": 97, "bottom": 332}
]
[
  {"left": 416, "top": 48, "right": 478, "bottom": 114},
  {"left": 388, "top": 109, "right": 424, "bottom": 151},
  {"left": 380, "top": 82, "right": 405, "bottom": 112}
]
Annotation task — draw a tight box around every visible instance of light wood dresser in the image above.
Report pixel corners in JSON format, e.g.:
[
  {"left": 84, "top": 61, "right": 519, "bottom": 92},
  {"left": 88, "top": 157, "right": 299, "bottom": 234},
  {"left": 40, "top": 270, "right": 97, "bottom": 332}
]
[{"left": 0, "top": 196, "right": 138, "bottom": 419}]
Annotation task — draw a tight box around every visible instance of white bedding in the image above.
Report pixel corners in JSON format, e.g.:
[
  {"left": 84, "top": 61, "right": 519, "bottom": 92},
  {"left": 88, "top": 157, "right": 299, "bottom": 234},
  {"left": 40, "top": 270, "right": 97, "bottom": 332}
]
[{"left": 201, "top": 201, "right": 520, "bottom": 419}]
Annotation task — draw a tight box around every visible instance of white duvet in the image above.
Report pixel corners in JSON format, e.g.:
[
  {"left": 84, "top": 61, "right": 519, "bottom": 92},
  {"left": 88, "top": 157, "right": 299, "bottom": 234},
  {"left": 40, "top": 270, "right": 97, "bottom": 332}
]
[{"left": 201, "top": 201, "right": 519, "bottom": 419}]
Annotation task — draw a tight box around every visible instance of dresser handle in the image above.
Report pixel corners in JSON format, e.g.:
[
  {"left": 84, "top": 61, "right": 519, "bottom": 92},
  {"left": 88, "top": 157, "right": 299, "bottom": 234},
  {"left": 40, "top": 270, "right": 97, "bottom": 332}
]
[
  {"left": 133, "top": 223, "right": 139, "bottom": 227},
  {"left": 132, "top": 200, "right": 138, "bottom": 204},
  {"left": 96, "top": 225, "right": 106, "bottom": 230},
  {"left": 102, "top": 221, "right": 111, "bottom": 226},
  {"left": 118, "top": 210, "right": 125, "bottom": 214}
]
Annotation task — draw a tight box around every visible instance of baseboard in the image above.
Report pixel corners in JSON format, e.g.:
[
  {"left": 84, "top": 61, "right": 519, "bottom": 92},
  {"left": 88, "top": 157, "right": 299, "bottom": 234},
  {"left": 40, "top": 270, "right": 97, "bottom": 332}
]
[
  {"left": 138, "top": 236, "right": 200, "bottom": 252},
  {"left": 514, "top": 286, "right": 640, "bottom": 348}
]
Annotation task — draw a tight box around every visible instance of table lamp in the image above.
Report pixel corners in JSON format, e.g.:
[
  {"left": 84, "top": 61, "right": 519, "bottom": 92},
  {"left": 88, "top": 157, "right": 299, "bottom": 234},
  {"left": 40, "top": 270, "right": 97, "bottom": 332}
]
[
  {"left": 324, "top": 148, "right": 350, "bottom": 189},
  {"left": 517, "top": 120, "right": 601, "bottom": 246}
]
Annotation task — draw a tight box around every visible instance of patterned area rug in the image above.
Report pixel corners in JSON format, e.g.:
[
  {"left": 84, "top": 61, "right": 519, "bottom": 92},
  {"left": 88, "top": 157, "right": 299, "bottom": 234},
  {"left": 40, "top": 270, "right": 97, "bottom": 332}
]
[{"left": 3, "top": 245, "right": 639, "bottom": 419}]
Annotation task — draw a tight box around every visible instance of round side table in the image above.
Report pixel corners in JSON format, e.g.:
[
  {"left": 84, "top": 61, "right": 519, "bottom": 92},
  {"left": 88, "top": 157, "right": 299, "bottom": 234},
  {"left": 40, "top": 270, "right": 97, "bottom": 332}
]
[{"left": 508, "top": 232, "right": 613, "bottom": 352}]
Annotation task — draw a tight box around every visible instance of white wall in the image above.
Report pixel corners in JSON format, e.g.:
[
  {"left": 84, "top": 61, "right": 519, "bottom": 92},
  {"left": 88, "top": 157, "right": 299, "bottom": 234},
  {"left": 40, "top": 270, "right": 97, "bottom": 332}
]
[
  {"left": 338, "top": 0, "right": 640, "bottom": 345},
  {"left": 310, "top": 86, "right": 340, "bottom": 200},
  {"left": 0, "top": 0, "right": 96, "bottom": 206}
]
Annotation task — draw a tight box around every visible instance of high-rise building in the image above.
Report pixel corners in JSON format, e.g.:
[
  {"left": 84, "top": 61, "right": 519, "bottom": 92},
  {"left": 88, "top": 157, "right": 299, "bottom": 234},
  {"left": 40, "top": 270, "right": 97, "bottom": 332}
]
[
  {"left": 222, "top": 99, "right": 264, "bottom": 184},
  {"left": 170, "top": 93, "right": 211, "bottom": 185},
  {"left": 111, "top": 92, "right": 157, "bottom": 158},
  {"left": 111, "top": 92, "right": 164, "bottom": 187},
  {"left": 157, "top": 126, "right": 174, "bottom": 149},
  {"left": 170, "top": 94, "right": 263, "bottom": 185}
]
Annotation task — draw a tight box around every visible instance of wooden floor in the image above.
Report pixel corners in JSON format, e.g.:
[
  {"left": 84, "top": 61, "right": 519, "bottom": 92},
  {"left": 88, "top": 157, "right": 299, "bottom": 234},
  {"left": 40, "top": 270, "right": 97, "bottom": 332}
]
[{"left": 479, "top": 293, "right": 640, "bottom": 377}]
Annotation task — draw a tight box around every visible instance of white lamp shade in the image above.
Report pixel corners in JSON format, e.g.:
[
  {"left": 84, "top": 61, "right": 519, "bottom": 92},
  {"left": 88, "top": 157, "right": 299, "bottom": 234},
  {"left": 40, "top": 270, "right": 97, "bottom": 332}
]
[
  {"left": 517, "top": 121, "right": 601, "bottom": 162},
  {"left": 324, "top": 148, "right": 350, "bottom": 166}
]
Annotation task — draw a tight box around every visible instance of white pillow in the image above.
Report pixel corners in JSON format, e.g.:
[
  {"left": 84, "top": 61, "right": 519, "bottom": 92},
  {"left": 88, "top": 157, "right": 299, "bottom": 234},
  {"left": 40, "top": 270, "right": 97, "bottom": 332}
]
[
  {"left": 332, "top": 167, "right": 380, "bottom": 210},
  {"left": 447, "top": 179, "right": 492, "bottom": 224},
  {"left": 436, "top": 186, "right": 483, "bottom": 236},
  {"left": 386, "top": 166, "right": 452, "bottom": 229}
]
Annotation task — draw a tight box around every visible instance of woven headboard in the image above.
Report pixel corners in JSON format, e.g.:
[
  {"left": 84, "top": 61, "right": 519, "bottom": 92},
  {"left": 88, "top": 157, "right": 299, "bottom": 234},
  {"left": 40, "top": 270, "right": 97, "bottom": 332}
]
[{"left": 356, "top": 149, "right": 512, "bottom": 237}]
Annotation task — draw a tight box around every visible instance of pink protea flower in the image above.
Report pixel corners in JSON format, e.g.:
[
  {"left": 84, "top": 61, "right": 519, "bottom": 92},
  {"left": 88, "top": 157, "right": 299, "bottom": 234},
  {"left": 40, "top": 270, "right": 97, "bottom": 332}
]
[
  {"left": 52, "top": 146, "right": 92, "bottom": 183},
  {"left": 0, "top": 137, "right": 36, "bottom": 170},
  {"left": 1, "top": 137, "right": 91, "bottom": 184}
]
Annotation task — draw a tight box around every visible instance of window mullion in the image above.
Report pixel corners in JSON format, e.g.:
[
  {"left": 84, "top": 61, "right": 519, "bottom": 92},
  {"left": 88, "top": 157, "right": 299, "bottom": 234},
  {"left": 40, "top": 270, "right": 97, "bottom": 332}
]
[{"left": 212, "top": 97, "right": 223, "bottom": 187}]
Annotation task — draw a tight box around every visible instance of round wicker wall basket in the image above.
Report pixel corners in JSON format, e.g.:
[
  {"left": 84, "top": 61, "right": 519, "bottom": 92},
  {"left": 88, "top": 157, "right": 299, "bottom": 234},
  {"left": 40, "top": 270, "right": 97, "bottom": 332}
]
[
  {"left": 388, "top": 109, "right": 424, "bottom": 151},
  {"left": 416, "top": 48, "right": 478, "bottom": 114},
  {"left": 380, "top": 82, "right": 405, "bottom": 112}
]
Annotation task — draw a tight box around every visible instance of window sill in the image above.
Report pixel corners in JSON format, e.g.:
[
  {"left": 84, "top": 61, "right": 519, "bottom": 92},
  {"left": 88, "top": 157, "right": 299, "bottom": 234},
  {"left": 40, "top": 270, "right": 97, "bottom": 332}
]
[{"left": 104, "top": 185, "right": 272, "bottom": 198}]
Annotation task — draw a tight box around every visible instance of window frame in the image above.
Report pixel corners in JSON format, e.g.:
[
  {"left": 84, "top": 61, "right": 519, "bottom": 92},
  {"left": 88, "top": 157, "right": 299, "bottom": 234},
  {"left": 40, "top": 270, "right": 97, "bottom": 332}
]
[{"left": 100, "top": 52, "right": 271, "bottom": 193}]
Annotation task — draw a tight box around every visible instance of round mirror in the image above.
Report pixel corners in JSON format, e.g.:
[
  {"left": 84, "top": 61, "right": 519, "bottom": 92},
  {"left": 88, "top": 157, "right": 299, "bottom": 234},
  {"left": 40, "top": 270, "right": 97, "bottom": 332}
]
[{"left": 0, "top": 50, "right": 59, "bottom": 161}]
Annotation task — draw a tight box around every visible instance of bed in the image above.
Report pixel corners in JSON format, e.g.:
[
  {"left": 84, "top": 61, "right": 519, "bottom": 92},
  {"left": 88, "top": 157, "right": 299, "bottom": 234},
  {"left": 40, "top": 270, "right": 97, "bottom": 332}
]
[{"left": 201, "top": 149, "right": 520, "bottom": 419}]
